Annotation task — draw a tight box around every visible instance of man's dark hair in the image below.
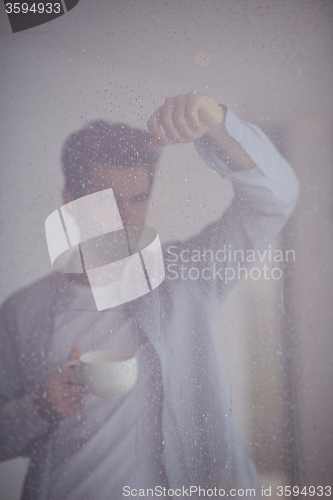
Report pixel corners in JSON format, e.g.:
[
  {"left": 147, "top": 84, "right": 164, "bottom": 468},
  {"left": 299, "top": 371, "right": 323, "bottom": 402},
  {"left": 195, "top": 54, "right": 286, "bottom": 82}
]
[{"left": 61, "top": 120, "right": 161, "bottom": 199}]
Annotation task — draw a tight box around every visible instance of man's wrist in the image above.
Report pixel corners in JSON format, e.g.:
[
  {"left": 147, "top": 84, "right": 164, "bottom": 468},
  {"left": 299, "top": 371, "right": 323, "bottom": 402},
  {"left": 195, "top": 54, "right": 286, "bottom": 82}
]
[{"left": 202, "top": 105, "right": 256, "bottom": 172}]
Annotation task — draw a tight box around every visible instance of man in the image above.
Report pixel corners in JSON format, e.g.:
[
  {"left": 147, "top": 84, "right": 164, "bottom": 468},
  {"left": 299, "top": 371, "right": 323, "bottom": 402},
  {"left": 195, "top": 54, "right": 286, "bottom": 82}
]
[{"left": 0, "top": 93, "right": 298, "bottom": 499}]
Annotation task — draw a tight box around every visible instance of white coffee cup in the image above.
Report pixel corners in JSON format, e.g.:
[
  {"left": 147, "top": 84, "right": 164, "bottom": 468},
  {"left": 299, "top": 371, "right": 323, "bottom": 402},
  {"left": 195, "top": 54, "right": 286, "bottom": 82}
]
[{"left": 68, "top": 349, "right": 138, "bottom": 399}]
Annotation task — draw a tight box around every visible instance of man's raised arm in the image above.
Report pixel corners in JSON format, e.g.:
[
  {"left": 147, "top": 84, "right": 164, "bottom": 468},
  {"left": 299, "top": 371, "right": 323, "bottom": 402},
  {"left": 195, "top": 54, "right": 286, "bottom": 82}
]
[{"left": 148, "top": 92, "right": 299, "bottom": 296}]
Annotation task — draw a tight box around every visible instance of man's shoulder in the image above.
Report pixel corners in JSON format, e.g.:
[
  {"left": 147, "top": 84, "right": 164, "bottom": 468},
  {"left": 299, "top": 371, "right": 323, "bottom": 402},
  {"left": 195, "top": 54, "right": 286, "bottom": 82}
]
[
  {"left": 1, "top": 272, "right": 65, "bottom": 320},
  {"left": 161, "top": 239, "right": 183, "bottom": 254}
]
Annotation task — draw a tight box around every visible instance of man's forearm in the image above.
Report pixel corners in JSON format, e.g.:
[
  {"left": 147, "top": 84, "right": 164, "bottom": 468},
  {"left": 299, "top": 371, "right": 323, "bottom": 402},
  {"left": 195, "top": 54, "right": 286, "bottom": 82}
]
[
  {"left": 196, "top": 107, "right": 299, "bottom": 217},
  {"left": 203, "top": 108, "right": 256, "bottom": 172}
]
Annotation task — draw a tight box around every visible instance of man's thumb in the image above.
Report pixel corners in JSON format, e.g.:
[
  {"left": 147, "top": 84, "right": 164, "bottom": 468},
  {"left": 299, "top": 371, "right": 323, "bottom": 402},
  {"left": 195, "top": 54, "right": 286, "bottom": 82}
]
[{"left": 68, "top": 346, "right": 80, "bottom": 361}]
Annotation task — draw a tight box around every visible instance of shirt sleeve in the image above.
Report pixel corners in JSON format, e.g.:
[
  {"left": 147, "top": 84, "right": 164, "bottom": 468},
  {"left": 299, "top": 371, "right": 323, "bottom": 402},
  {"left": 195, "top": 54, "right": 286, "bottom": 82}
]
[
  {"left": 0, "top": 298, "right": 50, "bottom": 461},
  {"left": 194, "top": 107, "right": 299, "bottom": 217},
  {"left": 164, "top": 107, "right": 299, "bottom": 298}
]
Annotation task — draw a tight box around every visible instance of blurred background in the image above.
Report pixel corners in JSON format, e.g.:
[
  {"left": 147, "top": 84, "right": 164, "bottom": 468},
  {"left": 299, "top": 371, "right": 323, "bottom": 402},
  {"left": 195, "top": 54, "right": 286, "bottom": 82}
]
[{"left": 0, "top": 0, "right": 332, "bottom": 497}]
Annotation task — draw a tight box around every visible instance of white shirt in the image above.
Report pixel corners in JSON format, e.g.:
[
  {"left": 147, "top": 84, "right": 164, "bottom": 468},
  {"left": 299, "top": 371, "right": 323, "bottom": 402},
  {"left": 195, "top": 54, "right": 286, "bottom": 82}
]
[{"left": 45, "top": 284, "right": 168, "bottom": 499}]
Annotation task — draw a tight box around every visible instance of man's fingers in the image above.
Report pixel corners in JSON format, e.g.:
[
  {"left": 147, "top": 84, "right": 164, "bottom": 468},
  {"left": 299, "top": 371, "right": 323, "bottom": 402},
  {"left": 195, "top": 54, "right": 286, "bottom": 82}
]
[
  {"left": 62, "top": 381, "right": 84, "bottom": 396},
  {"left": 148, "top": 108, "right": 176, "bottom": 149},
  {"left": 58, "top": 365, "right": 78, "bottom": 382},
  {"left": 157, "top": 97, "right": 184, "bottom": 143},
  {"left": 67, "top": 401, "right": 85, "bottom": 416},
  {"left": 147, "top": 92, "right": 217, "bottom": 149},
  {"left": 147, "top": 107, "right": 167, "bottom": 145},
  {"left": 173, "top": 95, "right": 193, "bottom": 138},
  {"left": 36, "top": 354, "right": 85, "bottom": 423},
  {"left": 48, "top": 382, "right": 84, "bottom": 414},
  {"left": 45, "top": 366, "right": 80, "bottom": 396},
  {"left": 52, "top": 398, "right": 84, "bottom": 420},
  {"left": 47, "top": 379, "right": 82, "bottom": 398},
  {"left": 185, "top": 92, "right": 203, "bottom": 131}
]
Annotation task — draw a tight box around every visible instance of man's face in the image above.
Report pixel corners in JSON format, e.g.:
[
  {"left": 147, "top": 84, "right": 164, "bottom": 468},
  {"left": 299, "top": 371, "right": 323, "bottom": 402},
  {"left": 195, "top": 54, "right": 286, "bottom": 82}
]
[{"left": 87, "top": 163, "right": 152, "bottom": 228}]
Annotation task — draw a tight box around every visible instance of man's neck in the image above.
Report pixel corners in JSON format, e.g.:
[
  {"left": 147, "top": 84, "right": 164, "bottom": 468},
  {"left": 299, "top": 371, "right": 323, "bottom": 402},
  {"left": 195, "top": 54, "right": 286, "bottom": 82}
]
[{"left": 68, "top": 272, "right": 91, "bottom": 287}]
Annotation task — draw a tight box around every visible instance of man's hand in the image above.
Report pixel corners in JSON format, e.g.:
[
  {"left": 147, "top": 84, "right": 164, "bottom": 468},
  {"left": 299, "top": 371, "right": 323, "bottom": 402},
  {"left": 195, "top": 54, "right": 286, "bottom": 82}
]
[
  {"left": 147, "top": 92, "right": 225, "bottom": 150},
  {"left": 148, "top": 92, "right": 256, "bottom": 172},
  {"left": 34, "top": 347, "right": 84, "bottom": 424}
]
